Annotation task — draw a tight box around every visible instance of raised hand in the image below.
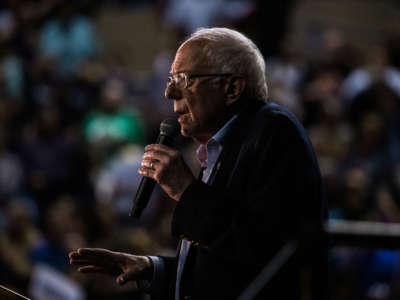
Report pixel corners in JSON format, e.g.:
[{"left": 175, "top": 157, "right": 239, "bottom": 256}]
[{"left": 68, "top": 248, "right": 153, "bottom": 285}]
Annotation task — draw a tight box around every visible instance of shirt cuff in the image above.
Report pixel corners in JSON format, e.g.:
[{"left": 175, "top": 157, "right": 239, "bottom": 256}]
[{"left": 137, "top": 256, "right": 166, "bottom": 293}]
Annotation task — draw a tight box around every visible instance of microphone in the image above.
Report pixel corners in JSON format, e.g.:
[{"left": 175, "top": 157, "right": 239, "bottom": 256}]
[{"left": 130, "top": 118, "right": 181, "bottom": 218}]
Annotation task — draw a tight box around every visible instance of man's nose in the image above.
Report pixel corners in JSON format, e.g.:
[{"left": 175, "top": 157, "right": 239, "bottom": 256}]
[{"left": 164, "top": 83, "right": 182, "bottom": 100}]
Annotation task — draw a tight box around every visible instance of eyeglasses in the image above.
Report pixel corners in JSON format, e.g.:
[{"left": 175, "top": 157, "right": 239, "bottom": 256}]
[{"left": 166, "top": 73, "right": 233, "bottom": 89}]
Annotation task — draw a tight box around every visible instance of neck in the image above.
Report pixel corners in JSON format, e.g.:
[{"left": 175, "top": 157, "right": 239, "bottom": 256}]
[
  {"left": 194, "top": 98, "right": 251, "bottom": 144},
  {"left": 195, "top": 111, "right": 237, "bottom": 145},
  {"left": 194, "top": 135, "right": 212, "bottom": 145}
]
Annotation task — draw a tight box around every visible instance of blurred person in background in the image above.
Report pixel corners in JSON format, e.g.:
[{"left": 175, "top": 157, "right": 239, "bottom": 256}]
[
  {"left": 0, "top": 199, "right": 41, "bottom": 295},
  {"left": 30, "top": 195, "right": 87, "bottom": 272},
  {"left": 0, "top": 130, "right": 23, "bottom": 203},
  {"left": 83, "top": 77, "right": 146, "bottom": 168},
  {"left": 38, "top": 1, "right": 99, "bottom": 78},
  {"left": 20, "top": 103, "right": 90, "bottom": 214},
  {"left": 159, "top": 0, "right": 255, "bottom": 43},
  {"left": 70, "top": 27, "right": 327, "bottom": 300}
]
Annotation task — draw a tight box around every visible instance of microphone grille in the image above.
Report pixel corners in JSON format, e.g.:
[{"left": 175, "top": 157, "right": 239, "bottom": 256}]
[{"left": 160, "top": 118, "right": 181, "bottom": 137}]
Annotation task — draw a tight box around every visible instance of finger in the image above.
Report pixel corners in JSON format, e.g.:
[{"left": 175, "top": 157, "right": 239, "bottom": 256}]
[
  {"left": 144, "top": 144, "right": 176, "bottom": 156},
  {"left": 77, "top": 248, "right": 114, "bottom": 258},
  {"left": 116, "top": 275, "right": 126, "bottom": 285},
  {"left": 138, "top": 167, "right": 156, "bottom": 179},
  {"left": 69, "top": 258, "right": 94, "bottom": 266},
  {"left": 143, "top": 150, "right": 174, "bottom": 165},
  {"left": 69, "top": 250, "right": 95, "bottom": 260},
  {"left": 141, "top": 157, "right": 158, "bottom": 169},
  {"left": 77, "top": 248, "right": 107, "bottom": 255},
  {"left": 116, "top": 270, "right": 142, "bottom": 286},
  {"left": 78, "top": 266, "right": 107, "bottom": 273},
  {"left": 69, "top": 251, "right": 79, "bottom": 259},
  {"left": 145, "top": 144, "right": 175, "bottom": 153}
]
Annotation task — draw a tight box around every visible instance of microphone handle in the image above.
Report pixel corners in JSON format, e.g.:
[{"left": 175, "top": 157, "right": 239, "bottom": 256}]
[{"left": 129, "top": 177, "right": 156, "bottom": 218}]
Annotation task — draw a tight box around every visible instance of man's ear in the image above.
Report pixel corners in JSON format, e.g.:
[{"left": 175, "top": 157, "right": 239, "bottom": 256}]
[{"left": 225, "top": 76, "right": 246, "bottom": 106}]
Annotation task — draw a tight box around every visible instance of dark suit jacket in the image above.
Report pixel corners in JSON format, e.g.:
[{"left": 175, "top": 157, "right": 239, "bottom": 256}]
[{"left": 155, "top": 100, "right": 327, "bottom": 300}]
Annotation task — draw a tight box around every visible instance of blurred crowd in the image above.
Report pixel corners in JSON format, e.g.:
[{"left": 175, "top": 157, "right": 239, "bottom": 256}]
[
  {"left": 267, "top": 26, "right": 400, "bottom": 300},
  {"left": 0, "top": 0, "right": 399, "bottom": 299}
]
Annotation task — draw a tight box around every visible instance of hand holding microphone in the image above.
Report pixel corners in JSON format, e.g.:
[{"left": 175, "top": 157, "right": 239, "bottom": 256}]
[{"left": 130, "top": 118, "right": 195, "bottom": 218}]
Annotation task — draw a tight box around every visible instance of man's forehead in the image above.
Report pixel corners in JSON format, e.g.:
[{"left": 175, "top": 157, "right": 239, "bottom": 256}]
[{"left": 171, "top": 40, "right": 212, "bottom": 74}]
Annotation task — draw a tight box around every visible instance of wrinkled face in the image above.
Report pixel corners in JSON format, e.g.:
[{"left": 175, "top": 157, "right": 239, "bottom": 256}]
[{"left": 164, "top": 41, "right": 228, "bottom": 143}]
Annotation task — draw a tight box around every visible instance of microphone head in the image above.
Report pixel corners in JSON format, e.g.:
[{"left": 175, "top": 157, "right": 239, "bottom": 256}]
[{"left": 160, "top": 118, "right": 181, "bottom": 137}]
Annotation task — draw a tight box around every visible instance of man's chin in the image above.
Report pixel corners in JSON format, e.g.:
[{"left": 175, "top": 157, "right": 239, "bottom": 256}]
[
  {"left": 180, "top": 126, "right": 193, "bottom": 138},
  {"left": 180, "top": 122, "right": 198, "bottom": 138},
  {"left": 181, "top": 126, "right": 210, "bottom": 143}
]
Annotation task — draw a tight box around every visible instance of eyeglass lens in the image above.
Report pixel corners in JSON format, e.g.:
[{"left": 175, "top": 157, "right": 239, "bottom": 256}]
[{"left": 167, "top": 73, "right": 187, "bottom": 89}]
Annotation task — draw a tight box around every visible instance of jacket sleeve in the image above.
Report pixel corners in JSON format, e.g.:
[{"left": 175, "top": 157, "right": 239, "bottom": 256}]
[{"left": 141, "top": 256, "right": 176, "bottom": 300}]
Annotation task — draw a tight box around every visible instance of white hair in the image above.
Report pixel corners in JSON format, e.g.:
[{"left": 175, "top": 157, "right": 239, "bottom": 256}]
[{"left": 185, "top": 27, "right": 268, "bottom": 100}]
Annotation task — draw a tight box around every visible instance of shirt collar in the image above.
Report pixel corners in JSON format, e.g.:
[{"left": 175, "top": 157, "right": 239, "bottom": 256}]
[
  {"left": 212, "top": 114, "right": 238, "bottom": 144},
  {"left": 196, "top": 114, "right": 237, "bottom": 168}
]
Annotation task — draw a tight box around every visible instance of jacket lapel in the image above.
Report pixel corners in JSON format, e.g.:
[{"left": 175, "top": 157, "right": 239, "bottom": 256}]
[{"left": 209, "top": 100, "right": 266, "bottom": 188}]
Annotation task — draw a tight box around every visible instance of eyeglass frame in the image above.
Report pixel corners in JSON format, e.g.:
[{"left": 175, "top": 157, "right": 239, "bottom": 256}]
[{"left": 166, "top": 72, "right": 234, "bottom": 89}]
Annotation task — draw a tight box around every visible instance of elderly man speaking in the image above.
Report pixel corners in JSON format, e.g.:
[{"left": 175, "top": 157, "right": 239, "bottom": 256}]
[{"left": 69, "top": 28, "right": 327, "bottom": 300}]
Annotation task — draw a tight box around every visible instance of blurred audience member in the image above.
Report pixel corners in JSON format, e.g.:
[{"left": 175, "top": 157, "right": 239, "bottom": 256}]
[
  {"left": 83, "top": 78, "right": 145, "bottom": 167},
  {"left": 38, "top": 2, "right": 99, "bottom": 78},
  {"left": 20, "top": 104, "right": 90, "bottom": 210},
  {"left": 0, "top": 200, "right": 42, "bottom": 293},
  {"left": 30, "top": 195, "right": 87, "bottom": 272},
  {"left": 0, "top": 130, "right": 23, "bottom": 203}
]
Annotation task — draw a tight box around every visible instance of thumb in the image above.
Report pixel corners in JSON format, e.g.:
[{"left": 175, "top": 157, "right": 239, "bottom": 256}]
[
  {"left": 116, "top": 274, "right": 126, "bottom": 285},
  {"left": 116, "top": 270, "right": 137, "bottom": 285}
]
